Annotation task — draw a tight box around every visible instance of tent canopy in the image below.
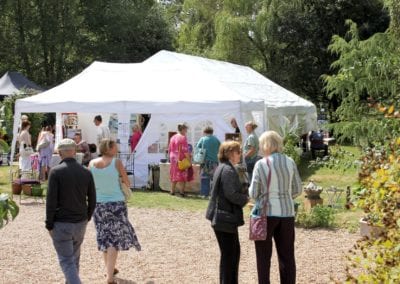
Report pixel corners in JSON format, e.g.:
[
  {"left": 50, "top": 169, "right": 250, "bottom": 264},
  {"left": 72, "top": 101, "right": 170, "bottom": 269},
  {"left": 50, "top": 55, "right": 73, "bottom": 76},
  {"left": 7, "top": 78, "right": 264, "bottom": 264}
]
[
  {"left": 144, "top": 50, "right": 317, "bottom": 132},
  {"left": 0, "top": 71, "right": 44, "bottom": 97},
  {"left": 12, "top": 50, "right": 316, "bottom": 187}
]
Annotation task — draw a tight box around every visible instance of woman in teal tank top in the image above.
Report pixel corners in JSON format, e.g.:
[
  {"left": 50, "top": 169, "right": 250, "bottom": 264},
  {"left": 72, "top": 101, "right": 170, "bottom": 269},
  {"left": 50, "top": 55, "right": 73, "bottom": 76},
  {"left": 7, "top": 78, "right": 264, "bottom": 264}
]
[{"left": 89, "top": 139, "right": 141, "bottom": 284}]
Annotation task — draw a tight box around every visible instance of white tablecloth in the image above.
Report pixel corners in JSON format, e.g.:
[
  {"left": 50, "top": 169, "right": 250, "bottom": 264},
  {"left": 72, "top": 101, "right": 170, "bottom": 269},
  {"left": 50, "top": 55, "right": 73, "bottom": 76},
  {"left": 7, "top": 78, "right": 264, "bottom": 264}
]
[{"left": 159, "top": 163, "right": 200, "bottom": 193}]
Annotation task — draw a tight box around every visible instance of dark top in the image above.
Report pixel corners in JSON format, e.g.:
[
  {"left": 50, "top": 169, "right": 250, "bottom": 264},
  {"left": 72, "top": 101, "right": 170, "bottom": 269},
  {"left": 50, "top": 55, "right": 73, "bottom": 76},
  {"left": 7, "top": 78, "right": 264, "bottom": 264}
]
[
  {"left": 45, "top": 157, "right": 96, "bottom": 230},
  {"left": 310, "top": 131, "right": 326, "bottom": 149},
  {"left": 206, "top": 162, "right": 248, "bottom": 233}
]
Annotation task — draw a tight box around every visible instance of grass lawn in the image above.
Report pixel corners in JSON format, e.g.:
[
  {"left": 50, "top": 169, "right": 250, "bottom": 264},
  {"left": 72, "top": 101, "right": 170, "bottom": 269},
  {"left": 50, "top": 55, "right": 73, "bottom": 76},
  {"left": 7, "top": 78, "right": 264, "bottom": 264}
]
[{"left": 0, "top": 144, "right": 364, "bottom": 231}]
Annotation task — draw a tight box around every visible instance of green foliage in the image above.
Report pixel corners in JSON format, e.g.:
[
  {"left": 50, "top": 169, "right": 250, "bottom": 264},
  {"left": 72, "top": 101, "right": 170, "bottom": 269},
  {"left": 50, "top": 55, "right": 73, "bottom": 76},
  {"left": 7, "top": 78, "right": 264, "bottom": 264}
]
[
  {"left": 326, "top": 118, "right": 400, "bottom": 147},
  {"left": 345, "top": 139, "right": 400, "bottom": 282},
  {"left": 282, "top": 130, "right": 301, "bottom": 165},
  {"left": 0, "top": 193, "right": 19, "bottom": 229},
  {"left": 325, "top": 22, "right": 400, "bottom": 121},
  {"left": 308, "top": 144, "right": 358, "bottom": 171},
  {"left": 0, "top": 0, "right": 173, "bottom": 87},
  {"left": 174, "top": 0, "right": 388, "bottom": 120},
  {"left": 1, "top": 94, "right": 45, "bottom": 145},
  {"left": 0, "top": 139, "right": 10, "bottom": 153},
  {"left": 296, "top": 205, "right": 336, "bottom": 228}
]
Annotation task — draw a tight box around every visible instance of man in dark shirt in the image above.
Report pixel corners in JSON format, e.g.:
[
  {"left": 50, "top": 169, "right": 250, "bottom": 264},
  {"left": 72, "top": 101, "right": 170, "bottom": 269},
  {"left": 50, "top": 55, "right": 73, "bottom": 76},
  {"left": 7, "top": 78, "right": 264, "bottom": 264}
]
[
  {"left": 309, "top": 130, "right": 328, "bottom": 158},
  {"left": 45, "top": 138, "right": 96, "bottom": 284}
]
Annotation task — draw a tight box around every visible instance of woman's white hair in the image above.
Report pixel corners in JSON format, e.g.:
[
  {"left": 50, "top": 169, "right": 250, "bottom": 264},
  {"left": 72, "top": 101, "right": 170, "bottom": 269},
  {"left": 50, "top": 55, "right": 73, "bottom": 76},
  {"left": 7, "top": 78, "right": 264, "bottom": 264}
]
[{"left": 259, "top": 130, "right": 284, "bottom": 154}]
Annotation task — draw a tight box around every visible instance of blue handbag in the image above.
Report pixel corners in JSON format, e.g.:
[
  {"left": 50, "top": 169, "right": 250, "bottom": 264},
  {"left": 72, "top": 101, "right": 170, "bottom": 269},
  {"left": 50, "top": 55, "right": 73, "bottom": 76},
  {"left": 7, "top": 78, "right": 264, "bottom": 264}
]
[{"left": 193, "top": 141, "right": 206, "bottom": 164}]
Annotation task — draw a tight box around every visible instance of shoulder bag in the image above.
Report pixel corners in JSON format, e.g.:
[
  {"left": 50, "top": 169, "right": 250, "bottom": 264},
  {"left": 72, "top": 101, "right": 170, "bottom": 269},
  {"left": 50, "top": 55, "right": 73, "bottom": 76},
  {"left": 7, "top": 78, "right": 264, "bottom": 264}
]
[
  {"left": 115, "top": 158, "right": 132, "bottom": 201},
  {"left": 36, "top": 134, "right": 50, "bottom": 151},
  {"left": 193, "top": 139, "right": 206, "bottom": 164},
  {"left": 249, "top": 157, "right": 271, "bottom": 241},
  {"left": 177, "top": 144, "right": 191, "bottom": 171}
]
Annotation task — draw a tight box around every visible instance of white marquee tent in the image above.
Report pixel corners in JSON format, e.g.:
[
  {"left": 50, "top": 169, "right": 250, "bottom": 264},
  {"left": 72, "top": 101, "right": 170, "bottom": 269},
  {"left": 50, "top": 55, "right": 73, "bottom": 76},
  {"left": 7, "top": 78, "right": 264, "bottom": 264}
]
[
  {"left": 12, "top": 50, "right": 316, "bottom": 186},
  {"left": 144, "top": 51, "right": 317, "bottom": 133}
]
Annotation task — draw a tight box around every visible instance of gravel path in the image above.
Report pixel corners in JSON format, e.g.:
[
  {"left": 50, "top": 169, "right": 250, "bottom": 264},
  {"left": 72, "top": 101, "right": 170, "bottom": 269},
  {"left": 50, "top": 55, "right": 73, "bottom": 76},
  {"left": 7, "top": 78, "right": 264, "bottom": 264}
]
[{"left": 0, "top": 200, "right": 359, "bottom": 284}]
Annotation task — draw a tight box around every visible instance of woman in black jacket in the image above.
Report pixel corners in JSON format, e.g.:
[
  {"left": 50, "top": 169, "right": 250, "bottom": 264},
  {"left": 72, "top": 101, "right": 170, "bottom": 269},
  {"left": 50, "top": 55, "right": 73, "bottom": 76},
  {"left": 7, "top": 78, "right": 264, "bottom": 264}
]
[{"left": 206, "top": 141, "right": 249, "bottom": 284}]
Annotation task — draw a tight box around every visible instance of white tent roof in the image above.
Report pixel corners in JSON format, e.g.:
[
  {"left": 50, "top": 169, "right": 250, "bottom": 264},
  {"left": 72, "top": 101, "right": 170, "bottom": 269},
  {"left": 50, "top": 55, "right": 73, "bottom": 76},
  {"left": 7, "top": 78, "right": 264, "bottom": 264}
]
[
  {"left": 15, "top": 61, "right": 264, "bottom": 114},
  {"left": 144, "top": 50, "right": 317, "bottom": 116}
]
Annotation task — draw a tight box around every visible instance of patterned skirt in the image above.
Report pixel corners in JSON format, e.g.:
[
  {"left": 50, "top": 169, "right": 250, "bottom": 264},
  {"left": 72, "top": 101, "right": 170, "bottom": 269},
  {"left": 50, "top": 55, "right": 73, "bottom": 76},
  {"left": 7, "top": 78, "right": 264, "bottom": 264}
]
[{"left": 93, "top": 201, "right": 141, "bottom": 252}]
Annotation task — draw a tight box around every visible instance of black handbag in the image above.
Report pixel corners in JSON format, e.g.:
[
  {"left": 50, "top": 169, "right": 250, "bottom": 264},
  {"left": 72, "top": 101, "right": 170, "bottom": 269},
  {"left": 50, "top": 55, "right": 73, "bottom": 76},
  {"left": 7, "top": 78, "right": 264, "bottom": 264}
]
[{"left": 212, "top": 209, "right": 237, "bottom": 225}]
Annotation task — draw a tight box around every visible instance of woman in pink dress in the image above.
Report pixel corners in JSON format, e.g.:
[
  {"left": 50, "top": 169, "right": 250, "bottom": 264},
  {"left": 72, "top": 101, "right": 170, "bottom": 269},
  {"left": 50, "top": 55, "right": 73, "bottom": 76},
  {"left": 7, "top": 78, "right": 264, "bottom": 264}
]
[
  {"left": 130, "top": 123, "right": 142, "bottom": 152},
  {"left": 168, "top": 123, "right": 192, "bottom": 197}
]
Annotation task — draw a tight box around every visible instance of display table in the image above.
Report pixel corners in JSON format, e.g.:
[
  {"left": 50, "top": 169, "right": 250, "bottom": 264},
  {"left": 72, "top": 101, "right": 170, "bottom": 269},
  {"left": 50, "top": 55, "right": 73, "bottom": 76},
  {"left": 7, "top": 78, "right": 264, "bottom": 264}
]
[{"left": 159, "top": 162, "right": 200, "bottom": 193}]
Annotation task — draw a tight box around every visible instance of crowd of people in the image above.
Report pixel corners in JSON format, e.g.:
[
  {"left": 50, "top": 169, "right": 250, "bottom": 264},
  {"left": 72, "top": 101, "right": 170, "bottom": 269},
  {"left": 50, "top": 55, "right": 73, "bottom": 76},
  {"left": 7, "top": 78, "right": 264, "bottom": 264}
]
[
  {"left": 15, "top": 114, "right": 143, "bottom": 180},
  {"left": 14, "top": 114, "right": 302, "bottom": 283}
]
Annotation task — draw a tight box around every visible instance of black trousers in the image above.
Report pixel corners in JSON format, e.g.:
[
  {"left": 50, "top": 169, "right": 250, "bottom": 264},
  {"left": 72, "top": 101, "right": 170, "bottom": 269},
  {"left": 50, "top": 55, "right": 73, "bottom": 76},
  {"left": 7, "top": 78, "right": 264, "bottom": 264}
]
[
  {"left": 254, "top": 217, "right": 296, "bottom": 284},
  {"left": 214, "top": 229, "right": 240, "bottom": 284}
]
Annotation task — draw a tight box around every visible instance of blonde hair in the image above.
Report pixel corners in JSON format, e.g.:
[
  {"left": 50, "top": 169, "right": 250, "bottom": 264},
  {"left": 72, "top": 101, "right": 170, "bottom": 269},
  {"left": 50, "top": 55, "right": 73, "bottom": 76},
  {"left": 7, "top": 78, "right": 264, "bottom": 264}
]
[
  {"left": 133, "top": 123, "right": 142, "bottom": 132},
  {"left": 218, "top": 141, "right": 241, "bottom": 162},
  {"left": 245, "top": 121, "right": 258, "bottom": 130},
  {"left": 99, "top": 138, "right": 117, "bottom": 156},
  {"left": 259, "top": 131, "right": 283, "bottom": 154}
]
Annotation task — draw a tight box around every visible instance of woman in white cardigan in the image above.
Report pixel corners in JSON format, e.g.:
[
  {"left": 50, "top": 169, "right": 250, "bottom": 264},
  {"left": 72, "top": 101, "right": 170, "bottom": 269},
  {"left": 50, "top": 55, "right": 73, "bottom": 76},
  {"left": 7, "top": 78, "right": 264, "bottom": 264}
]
[{"left": 249, "top": 130, "right": 302, "bottom": 284}]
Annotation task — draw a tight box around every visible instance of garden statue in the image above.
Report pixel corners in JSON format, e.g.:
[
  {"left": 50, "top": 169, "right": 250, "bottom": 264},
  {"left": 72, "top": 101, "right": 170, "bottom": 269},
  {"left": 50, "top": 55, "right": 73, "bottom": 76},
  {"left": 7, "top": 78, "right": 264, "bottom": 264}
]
[{"left": 303, "top": 180, "right": 323, "bottom": 211}]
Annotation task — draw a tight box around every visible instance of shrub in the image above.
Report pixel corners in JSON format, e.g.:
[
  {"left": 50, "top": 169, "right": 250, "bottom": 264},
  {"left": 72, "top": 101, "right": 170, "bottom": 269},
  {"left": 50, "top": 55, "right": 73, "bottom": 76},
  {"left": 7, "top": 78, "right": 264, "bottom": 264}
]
[
  {"left": 296, "top": 205, "right": 336, "bottom": 228},
  {"left": 346, "top": 139, "right": 400, "bottom": 283}
]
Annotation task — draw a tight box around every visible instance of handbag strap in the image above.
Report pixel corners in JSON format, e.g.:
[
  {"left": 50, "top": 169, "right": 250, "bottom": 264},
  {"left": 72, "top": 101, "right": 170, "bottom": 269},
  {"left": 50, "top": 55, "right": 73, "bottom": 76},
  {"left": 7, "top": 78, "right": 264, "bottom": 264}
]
[
  {"left": 178, "top": 143, "right": 183, "bottom": 160},
  {"left": 260, "top": 157, "right": 271, "bottom": 216}
]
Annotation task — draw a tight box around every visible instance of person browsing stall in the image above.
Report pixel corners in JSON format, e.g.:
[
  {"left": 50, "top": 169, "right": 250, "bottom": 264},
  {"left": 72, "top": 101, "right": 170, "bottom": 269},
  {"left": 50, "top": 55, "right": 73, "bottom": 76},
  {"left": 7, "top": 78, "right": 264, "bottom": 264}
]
[
  {"left": 195, "top": 126, "right": 220, "bottom": 198},
  {"left": 93, "top": 115, "right": 111, "bottom": 153},
  {"left": 243, "top": 121, "right": 260, "bottom": 182},
  {"left": 168, "top": 123, "right": 192, "bottom": 197},
  {"left": 130, "top": 123, "right": 142, "bottom": 152}
]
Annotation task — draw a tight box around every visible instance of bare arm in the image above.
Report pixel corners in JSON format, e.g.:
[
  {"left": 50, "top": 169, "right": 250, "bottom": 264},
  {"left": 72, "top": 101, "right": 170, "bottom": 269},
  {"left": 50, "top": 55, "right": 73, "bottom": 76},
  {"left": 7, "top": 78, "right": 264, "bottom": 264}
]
[{"left": 116, "top": 159, "right": 131, "bottom": 187}]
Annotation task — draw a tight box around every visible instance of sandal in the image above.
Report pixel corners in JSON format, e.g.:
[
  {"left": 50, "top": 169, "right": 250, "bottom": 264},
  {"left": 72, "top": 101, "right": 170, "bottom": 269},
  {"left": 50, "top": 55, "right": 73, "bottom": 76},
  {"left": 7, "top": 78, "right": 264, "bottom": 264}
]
[
  {"left": 170, "top": 192, "right": 175, "bottom": 196},
  {"left": 104, "top": 268, "right": 119, "bottom": 277},
  {"left": 179, "top": 192, "right": 186, "bottom": 197}
]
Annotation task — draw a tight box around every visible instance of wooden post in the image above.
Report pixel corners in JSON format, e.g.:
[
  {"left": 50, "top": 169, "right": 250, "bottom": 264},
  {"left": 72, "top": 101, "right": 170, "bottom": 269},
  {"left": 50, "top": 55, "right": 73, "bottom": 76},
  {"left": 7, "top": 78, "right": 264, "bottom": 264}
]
[{"left": 345, "top": 186, "right": 353, "bottom": 209}]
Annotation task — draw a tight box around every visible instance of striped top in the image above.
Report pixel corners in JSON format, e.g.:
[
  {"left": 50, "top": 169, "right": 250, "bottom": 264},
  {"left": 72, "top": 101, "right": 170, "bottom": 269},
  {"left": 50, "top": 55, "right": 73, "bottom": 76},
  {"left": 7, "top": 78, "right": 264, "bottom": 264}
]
[{"left": 249, "top": 152, "right": 302, "bottom": 217}]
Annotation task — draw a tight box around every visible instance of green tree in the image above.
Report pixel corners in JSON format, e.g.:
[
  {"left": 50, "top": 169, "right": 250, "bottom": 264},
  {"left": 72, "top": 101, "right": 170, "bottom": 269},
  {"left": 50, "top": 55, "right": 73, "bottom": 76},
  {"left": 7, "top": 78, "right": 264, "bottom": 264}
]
[
  {"left": 324, "top": 24, "right": 400, "bottom": 145},
  {"left": 0, "top": 0, "right": 173, "bottom": 87},
  {"left": 81, "top": 0, "right": 173, "bottom": 62},
  {"left": 175, "top": 0, "right": 388, "bottom": 113}
]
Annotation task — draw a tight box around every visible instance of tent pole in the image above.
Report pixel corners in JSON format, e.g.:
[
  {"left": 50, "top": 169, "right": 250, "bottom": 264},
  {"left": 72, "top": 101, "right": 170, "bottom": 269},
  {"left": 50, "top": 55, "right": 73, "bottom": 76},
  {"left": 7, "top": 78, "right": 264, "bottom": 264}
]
[{"left": 9, "top": 110, "right": 21, "bottom": 194}]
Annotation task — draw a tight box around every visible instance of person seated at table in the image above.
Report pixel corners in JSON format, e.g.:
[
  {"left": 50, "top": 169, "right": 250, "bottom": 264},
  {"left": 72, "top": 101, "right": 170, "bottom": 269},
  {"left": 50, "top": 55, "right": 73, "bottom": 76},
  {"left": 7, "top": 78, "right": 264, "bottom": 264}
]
[
  {"left": 73, "top": 133, "right": 91, "bottom": 166},
  {"left": 309, "top": 130, "right": 328, "bottom": 158}
]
